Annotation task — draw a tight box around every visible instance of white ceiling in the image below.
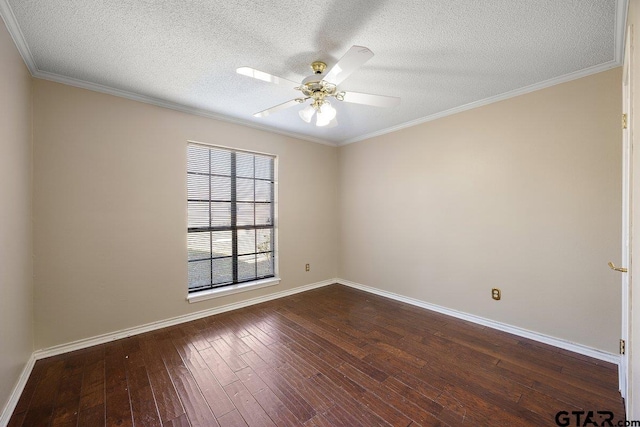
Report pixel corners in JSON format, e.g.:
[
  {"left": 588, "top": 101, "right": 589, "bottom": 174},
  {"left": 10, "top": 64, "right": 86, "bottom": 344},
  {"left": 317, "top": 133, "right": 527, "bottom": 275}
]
[{"left": 0, "top": 0, "right": 627, "bottom": 145}]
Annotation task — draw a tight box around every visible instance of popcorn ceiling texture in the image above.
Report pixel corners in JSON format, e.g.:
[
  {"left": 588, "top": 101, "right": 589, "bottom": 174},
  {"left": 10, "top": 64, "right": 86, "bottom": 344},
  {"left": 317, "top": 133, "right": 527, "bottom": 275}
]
[{"left": 6, "top": 0, "right": 619, "bottom": 144}]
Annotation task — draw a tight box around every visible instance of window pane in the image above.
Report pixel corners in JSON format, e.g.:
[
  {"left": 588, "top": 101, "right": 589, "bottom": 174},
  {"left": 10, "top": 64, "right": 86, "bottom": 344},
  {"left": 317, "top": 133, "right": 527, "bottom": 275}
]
[
  {"left": 188, "top": 232, "right": 210, "bottom": 260},
  {"left": 211, "top": 176, "right": 231, "bottom": 201},
  {"left": 211, "top": 149, "right": 231, "bottom": 176},
  {"left": 255, "top": 203, "right": 272, "bottom": 226},
  {"left": 212, "top": 202, "right": 231, "bottom": 227},
  {"left": 188, "top": 260, "right": 211, "bottom": 290},
  {"left": 236, "top": 178, "right": 254, "bottom": 202},
  {"left": 255, "top": 156, "right": 273, "bottom": 180},
  {"left": 257, "top": 228, "right": 273, "bottom": 253},
  {"left": 188, "top": 173, "right": 209, "bottom": 200},
  {"left": 188, "top": 201, "right": 210, "bottom": 228},
  {"left": 236, "top": 152, "right": 254, "bottom": 178},
  {"left": 255, "top": 180, "right": 271, "bottom": 202},
  {"left": 212, "top": 257, "right": 233, "bottom": 285},
  {"left": 236, "top": 202, "right": 255, "bottom": 226},
  {"left": 238, "top": 229, "right": 256, "bottom": 256},
  {"left": 188, "top": 145, "right": 210, "bottom": 174},
  {"left": 238, "top": 254, "right": 256, "bottom": 281},
  {"left": 257, "top": 253, "right": 273, "bottom": 278},
  {"left": 212, "top": 231, "right": 232, "bottom": 258}
]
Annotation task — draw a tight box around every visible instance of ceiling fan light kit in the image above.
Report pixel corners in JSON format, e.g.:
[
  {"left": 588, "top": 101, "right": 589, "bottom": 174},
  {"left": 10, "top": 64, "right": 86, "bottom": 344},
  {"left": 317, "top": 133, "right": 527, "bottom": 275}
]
[{"left": 237, "top": 45, "right": 400, "bottom": 127}]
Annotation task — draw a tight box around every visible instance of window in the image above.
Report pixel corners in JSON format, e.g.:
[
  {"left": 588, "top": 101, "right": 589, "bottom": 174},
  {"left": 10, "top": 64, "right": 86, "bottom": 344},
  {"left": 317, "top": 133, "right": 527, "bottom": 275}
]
[{"left": 187, "top": 143, "right": 276, "bottom": 296}]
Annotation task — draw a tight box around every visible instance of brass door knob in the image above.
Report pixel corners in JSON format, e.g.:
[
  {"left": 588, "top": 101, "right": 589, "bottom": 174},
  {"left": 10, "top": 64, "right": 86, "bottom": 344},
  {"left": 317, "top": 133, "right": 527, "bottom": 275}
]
[{"left": 608, "top": 261, "right": 628, "bottom": 273}]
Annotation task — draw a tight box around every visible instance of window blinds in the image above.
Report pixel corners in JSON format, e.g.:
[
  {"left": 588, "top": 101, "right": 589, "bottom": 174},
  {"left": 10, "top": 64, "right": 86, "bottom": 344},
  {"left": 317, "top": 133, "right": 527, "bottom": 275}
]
[{"left": 187, "top": 144, "right": 275, "bottom": 292}]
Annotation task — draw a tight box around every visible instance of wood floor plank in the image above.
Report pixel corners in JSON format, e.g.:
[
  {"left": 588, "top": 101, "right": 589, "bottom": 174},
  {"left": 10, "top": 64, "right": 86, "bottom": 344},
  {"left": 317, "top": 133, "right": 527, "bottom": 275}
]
[
  {"left": 104, "top": 342, "right": 134, "bottom": 427},
  {"left": 127, "top": 364, "right": 162, "bottom": 427},
  {"left": 241, "top": 351, "right": 316, "bottom": 422},
  {"left": 199, "top": 345, "right": 239, "bottom": 387},
  {"left": 223, "top": 380, "right": 276, "bottom": 427},
  {"left": 160, "top": 338, "right": 219, "bottom": 427},
  {"left": 8, "top": 284, "right": 626, "bottom": 426},
  {"left": 216, "top": 409, "right": 248, "bottom": 427},
  {"left": 20, "top": 360, "right": 66, "bottom": 427},
  {"left": 139, "top": 337, "right": 186, "bottom": 423},
  {"left": 174, "top": 338, "right": 235, "bottom": 418},
  {"left": 75, "top": 349, "right": 106, "bottom": 426},
  {"left": 210, "top": 338, "right": 249, "bottom": 372},
  {"left": 49, "top": 353, "right": 85, "bottom": 426},
  {"left": 164, "top": 413, "right": 191, "bottom": 427}
]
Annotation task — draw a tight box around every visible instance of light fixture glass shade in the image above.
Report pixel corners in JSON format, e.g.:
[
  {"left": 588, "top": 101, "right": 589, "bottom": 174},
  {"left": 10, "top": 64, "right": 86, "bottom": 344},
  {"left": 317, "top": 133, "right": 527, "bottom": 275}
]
[
  {"left": 299, "top": 105, "right": 315, "bottom": 123},
  {"left": 316, "top": 102, "right": 336, "bottom": 127}
]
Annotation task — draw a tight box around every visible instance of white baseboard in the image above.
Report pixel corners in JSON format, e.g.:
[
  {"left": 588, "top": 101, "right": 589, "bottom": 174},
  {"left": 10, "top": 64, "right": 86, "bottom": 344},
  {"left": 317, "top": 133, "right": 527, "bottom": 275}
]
[
  {"left": 1, "top": 279, "right": 336, "bottom": 426},
  {"left": 0, "top": 354, "right": 36, "bottom": 427},
  {"left": 2, "top": 277, "right": 620, "bottom": 426},
  {"left": 336, "top": 278, "right": 620, "bottom": 366},
  {"left": 34, "top": 279, "right": 335, "bottom": 360}
]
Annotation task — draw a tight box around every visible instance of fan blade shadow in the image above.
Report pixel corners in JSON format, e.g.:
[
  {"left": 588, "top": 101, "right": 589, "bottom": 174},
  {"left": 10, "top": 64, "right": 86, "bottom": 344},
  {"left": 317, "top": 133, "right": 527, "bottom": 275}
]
[{"left": 313, "top": 0, "right": 388, "bottom": 53}]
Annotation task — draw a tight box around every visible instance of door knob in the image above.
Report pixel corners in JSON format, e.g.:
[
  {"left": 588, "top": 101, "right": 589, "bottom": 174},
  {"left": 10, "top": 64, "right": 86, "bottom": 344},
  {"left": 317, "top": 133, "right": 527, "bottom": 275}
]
[{"left": 608, "top": 261, "right": 628, "bottom": 273}]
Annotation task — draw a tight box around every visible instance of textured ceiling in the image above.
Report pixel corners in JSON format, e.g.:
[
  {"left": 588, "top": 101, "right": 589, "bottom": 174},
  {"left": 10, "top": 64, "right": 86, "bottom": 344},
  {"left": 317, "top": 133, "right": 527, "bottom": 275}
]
[{"left": 0, "top": 0, "right": 627, "bottom": 145}]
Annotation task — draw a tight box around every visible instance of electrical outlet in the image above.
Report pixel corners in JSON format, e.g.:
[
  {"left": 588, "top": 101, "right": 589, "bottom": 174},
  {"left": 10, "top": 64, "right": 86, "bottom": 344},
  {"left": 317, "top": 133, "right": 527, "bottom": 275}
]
[
  {"left": 492, "top": 288, "right": 501, "bottom": 300},
  {"left": 305, "top": 263, "right": 310, "bottom": 272}
]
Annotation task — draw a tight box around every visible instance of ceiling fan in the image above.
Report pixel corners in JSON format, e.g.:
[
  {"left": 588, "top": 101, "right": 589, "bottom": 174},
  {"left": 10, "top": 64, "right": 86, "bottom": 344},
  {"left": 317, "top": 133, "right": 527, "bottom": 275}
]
[{"left": 237, "top": 46, "right": 400, "bottom": 127}]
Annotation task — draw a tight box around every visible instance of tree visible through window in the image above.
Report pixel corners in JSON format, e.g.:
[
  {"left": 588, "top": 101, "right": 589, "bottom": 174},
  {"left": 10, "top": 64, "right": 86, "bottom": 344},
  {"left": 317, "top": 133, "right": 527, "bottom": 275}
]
[{"left": 187, "top": 144, "right": 275, "bottom": 293}]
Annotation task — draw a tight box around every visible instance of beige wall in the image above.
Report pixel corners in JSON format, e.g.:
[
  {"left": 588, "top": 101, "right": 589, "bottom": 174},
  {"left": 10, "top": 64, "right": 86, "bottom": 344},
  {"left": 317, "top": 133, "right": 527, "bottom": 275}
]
[
  {"left": 32, "top": 80, "right": 338, "bottom": 349},
  {"left": 339, "top": 68, "right": 622, "bottom": 353},
  {"left": 0, "top": 19, "right": 33, "bottom": 414}
]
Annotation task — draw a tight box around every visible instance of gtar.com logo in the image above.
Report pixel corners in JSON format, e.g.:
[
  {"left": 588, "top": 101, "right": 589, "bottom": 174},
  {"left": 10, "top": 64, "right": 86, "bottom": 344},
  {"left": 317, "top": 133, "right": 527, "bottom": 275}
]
[{"left": 555, "top": 410, "right": 640, "bottom": 427}]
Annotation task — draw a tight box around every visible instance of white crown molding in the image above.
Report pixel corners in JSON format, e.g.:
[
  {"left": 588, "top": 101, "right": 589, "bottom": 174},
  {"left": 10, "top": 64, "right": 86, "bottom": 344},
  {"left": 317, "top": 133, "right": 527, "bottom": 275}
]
[
  {"left": 0, "top": 353, "right": 36, "bottom": 427},
  {"left": 0, "top": 0, "right": 333, "bottom": 148},
  {"left": 336, "top": 278, "right": 620, "bottom": 366},
  {"left": 341, "top": 0, "right": 629, "bottom": 146},
  {"left": 0, "top": 0, "right": 336, "bottom": 147},
  {"left": 0, "top": 0, "right": 36, "bottom": 74},
  {"left": 32, "top": 70, "right": 338, "bottom": 147},
  {"left": 340, "top": 60, "right": 621, "bottom": 146},
  {"left": 0, "top": 0, "right": 627, "bottom": 149}
]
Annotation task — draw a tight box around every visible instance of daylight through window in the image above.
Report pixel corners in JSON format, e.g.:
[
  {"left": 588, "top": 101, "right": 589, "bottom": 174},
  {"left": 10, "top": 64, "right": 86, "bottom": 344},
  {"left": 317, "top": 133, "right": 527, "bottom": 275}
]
[{"left": 187, "top": 144, "right": 275, "bottom": 293}]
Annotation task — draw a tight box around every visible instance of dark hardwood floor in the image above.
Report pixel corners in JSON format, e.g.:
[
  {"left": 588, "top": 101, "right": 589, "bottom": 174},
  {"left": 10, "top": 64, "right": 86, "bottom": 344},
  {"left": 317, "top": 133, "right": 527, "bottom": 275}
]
[{"left": 8, "top": 284, "right": 625, "bottom": 426}]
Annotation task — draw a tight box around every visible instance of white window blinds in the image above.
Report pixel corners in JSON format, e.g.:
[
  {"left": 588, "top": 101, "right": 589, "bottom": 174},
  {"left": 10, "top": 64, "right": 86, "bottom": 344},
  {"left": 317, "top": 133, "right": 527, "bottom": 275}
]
[{"left": 187, "top": 144, "right": 275, "bottom": 292}]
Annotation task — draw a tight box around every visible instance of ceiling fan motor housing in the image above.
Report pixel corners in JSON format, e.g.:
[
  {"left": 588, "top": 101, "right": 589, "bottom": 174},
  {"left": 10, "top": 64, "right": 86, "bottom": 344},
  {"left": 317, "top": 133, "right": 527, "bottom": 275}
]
[{"left": 311, "top": 61, "right": 327, "bottom": 74}]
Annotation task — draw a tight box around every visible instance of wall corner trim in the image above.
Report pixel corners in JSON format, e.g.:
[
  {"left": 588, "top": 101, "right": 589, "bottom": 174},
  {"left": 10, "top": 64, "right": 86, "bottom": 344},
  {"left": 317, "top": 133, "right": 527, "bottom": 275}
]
[
  {"left": 336, "top": 278, "right": 621, "bottom": 366},
  {"left": 0, "top": 354, "right": 36, "bottom": 427}
]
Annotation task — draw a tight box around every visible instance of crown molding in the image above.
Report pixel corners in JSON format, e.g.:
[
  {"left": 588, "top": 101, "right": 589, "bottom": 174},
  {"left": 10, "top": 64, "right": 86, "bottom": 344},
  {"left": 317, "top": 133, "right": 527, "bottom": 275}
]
[
  {"left": 340, "top": 0, "right": 628, "bottom": 146},
  {"left": 32, "top": 70, "right": 338, "bottom": 147},
  {"left": 0, "top": 0, "right": 628, "bottom": 148},
  {"left": 0, "top": 0, "right": 36, "bottom": 74},
  {"left": 340, "top": 60, "right": 621, "bottom": 146}
]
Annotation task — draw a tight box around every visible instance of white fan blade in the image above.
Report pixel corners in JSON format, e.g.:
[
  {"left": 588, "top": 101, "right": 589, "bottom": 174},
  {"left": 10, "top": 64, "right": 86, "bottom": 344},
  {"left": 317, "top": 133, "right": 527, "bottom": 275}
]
[
  {"left": 253, "top": 99, "right": 301, "bottom": 118},
  {"left": 323, "top": 46, "right": 374, "bottom": 85},
  {"left": 237, "top": 67, "right": 299, "bottom": 88},
  {"left": 341, "top": 91, "right": 400, "bottom": 108}
]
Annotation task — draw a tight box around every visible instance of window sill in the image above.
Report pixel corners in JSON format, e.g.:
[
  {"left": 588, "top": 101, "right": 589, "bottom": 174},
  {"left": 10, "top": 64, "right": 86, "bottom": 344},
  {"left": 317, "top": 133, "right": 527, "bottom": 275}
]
[{"left": 187, "top": 277, "right": 280, "bottom": 304}]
